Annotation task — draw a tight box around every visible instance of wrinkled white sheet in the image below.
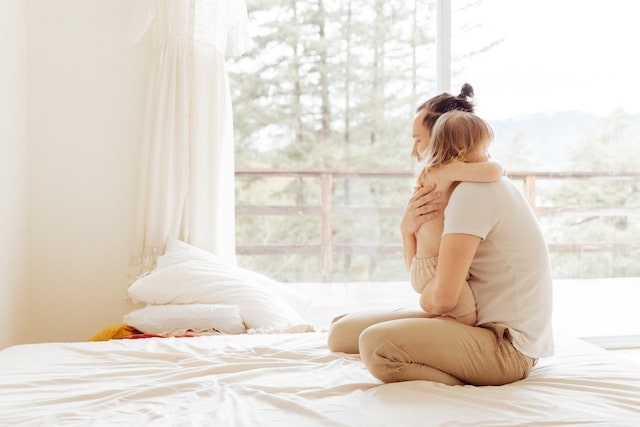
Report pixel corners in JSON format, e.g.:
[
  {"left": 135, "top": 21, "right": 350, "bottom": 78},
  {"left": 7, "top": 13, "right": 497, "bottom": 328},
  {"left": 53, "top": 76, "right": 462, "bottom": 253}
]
[{"left": 1, "top": 333, "right": 639, "bottom": 426}]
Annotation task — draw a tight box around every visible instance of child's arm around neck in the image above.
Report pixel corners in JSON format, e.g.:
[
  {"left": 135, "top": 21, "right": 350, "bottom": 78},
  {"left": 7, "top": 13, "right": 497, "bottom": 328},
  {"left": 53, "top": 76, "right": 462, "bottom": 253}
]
[{"left": 431, "top": 158, "right": 504, "bottom": 185}]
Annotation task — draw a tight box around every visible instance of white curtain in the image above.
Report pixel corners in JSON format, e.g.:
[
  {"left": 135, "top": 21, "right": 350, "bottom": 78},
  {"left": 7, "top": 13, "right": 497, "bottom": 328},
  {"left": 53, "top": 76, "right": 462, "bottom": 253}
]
[{"left": 128, "top": 0, "right": 249, "bottom": 282}]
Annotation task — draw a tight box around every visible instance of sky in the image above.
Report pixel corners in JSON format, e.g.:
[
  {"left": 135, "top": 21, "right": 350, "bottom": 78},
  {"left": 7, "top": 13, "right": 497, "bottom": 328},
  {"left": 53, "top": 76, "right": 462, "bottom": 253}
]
[{"left": 450, "top": 0, "right": 640, "bottom": 120}]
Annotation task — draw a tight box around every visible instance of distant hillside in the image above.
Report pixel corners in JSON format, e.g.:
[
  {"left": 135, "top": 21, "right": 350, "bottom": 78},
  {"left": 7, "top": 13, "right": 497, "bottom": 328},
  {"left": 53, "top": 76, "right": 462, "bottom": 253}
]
[{"left": 489, "top": 111, "right": 605, "bottom": 171}]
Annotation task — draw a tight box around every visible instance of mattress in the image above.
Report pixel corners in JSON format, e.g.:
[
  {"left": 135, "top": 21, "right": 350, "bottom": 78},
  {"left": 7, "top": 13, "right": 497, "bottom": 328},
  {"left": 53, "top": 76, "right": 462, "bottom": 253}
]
[{"left": 1, "top": 332, "right": 639, "bottom": 426}]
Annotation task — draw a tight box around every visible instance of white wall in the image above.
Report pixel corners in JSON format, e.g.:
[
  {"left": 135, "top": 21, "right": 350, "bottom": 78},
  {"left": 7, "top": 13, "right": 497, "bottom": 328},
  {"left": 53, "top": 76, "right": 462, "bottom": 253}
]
[
  {"left": 0, "top": 0, "right": 29, "bottom": 350},
  {"left": 23, "top": 0, "right": 152, "bottom": 343}
]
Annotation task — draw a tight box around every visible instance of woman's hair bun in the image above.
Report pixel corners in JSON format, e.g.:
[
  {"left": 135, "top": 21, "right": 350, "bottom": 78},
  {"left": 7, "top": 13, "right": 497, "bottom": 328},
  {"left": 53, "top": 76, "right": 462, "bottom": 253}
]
[{"left": 458, "top": 83, "right": 474, "bottom": 100}]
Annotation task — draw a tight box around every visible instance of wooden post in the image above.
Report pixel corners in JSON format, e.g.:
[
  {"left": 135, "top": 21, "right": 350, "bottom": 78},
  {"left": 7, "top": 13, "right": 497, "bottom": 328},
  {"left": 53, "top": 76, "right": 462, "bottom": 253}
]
[
  {"left": 320, "top": 173, "right": 333, "bottom": 281},
  {"left": 524, "top": 175, "right": 537, "bottom": 214}
]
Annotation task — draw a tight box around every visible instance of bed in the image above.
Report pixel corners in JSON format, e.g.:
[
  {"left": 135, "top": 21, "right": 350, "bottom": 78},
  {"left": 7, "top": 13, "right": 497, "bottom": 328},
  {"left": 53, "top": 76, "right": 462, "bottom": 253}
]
[
  {"left": 2, "top": 239, "right": 639, "bottom": 426},
  {"left": 1, "top": 332, "right": 639, "bottom": 426}
]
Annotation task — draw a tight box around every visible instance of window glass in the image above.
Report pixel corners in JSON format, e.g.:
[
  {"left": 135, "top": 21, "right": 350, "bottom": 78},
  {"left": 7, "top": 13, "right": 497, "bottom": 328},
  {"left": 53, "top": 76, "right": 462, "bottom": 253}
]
[
  {"left": 229, "top": 0, "right": 640, "bottom": 345},
  {"left": 452, "top": 0, "right": 640, "bottom": 340},
  {"left": 229, "top": 0, "right": 438, "bottom": 282}
]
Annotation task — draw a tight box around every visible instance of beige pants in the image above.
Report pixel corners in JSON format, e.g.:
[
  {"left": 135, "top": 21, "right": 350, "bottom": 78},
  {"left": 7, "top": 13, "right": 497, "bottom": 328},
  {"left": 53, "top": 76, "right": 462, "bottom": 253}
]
[
  {"left": 410, "top": 256, "right": 476, "bottom": 325},
  {"left": 327, "top": 309, "right": 535, "bottom": 386}
]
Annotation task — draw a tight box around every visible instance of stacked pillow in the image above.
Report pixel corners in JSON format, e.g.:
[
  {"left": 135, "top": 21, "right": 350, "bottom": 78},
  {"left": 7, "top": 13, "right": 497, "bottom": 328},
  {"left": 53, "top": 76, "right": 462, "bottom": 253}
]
[
  {"left": 125, "top": 237, "right": 313, "bottom": 335},
  {"left": 124, "top": 304, "right": 246, "bottom": 335}
]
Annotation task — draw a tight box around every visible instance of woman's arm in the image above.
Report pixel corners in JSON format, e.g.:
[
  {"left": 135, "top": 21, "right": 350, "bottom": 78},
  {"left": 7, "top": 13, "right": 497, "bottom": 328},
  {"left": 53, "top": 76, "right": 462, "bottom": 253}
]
[
  {"left": 419, "top": 233, "right": 481, "bottom": 314},
  {"left": 435, "top": 159, "right": 505, "bottom": 183},
  {"left": 400, "top": 184, "right": 442, "bottom": 270}
]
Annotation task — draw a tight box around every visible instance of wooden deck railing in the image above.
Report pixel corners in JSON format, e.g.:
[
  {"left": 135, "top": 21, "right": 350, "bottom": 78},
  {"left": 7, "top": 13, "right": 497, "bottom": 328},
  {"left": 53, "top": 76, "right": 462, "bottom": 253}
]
[{"left": 235, "top": 168, "right": 640, "bottom": 280}]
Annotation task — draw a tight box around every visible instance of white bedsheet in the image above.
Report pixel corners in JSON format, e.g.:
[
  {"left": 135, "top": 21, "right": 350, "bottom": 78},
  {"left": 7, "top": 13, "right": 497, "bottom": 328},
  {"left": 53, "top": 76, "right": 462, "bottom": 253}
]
[{"left": 1, "top": 333, "right": 639, "bottom": 426}]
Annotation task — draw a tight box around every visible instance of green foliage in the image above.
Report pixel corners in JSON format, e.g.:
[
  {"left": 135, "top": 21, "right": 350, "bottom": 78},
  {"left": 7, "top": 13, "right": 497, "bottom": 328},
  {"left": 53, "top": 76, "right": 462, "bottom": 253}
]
[
  {"left": 228, "top": 0, "right": 443, "bottom": 281},
  {"left": 229, "top": 0, "right": 439, "bottom": 171}
]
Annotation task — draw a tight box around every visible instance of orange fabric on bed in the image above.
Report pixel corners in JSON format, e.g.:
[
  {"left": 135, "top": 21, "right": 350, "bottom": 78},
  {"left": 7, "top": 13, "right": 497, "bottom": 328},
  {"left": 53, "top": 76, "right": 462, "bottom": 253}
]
[{"left": 89, "top": 324, "right": 141, "bottom": 341}]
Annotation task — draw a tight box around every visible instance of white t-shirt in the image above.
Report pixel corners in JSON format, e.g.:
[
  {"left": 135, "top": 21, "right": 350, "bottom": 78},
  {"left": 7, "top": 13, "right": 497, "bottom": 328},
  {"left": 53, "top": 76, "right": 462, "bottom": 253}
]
[{"left": 443, "top": 177, "right": 555, "bottom": 358}]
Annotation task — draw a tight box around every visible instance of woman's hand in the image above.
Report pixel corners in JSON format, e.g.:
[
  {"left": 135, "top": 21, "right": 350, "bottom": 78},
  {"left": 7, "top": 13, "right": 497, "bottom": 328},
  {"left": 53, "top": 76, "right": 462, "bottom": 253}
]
[{"left": 400, "top": 183, "right": 442, "bottom": 236}]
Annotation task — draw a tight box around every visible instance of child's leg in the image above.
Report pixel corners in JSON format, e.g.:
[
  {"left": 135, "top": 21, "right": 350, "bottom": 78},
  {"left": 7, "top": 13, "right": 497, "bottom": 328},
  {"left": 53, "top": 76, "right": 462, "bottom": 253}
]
[
  {"left": 409, "top": 256, "right": 438, "bottom": 293},
  {"left": 411, "top": 256, "right": 477, "bottom": 326},
  {"left": 445, "top": 284, "right": 477, "bottom": 326}
]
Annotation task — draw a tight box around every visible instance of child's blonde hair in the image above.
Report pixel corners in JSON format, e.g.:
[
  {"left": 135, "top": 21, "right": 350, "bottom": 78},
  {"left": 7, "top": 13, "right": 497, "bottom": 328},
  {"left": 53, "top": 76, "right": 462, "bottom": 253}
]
[{"left": 415, "top": 110, "right": 494, "bottom": 189}]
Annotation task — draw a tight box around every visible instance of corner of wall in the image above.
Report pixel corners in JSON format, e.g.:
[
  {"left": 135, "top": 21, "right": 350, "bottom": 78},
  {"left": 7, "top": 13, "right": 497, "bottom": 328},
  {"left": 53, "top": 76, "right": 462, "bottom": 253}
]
[{"left": 0, "top": 0, "right": 29, "bottom": 349}]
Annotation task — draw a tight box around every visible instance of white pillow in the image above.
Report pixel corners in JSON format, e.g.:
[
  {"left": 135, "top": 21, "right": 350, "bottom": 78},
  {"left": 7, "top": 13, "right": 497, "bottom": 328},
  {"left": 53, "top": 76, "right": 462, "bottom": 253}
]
[
  {"left": 124, "top": 304, "right": 246, "bottom": 335},
  {"left": 127, "top": 237, "right": 313, "bottom": 332}
]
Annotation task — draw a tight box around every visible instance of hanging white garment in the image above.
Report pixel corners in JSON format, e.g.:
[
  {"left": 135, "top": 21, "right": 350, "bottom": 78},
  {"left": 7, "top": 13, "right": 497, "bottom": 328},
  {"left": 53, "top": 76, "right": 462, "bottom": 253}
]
[{"left": 128, "top": 0, "right": 249, "bottom": 282}]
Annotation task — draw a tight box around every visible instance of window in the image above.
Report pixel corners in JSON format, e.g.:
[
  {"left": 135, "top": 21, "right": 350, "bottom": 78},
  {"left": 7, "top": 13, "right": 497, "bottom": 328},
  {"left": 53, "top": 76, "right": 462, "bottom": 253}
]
[
  {"left": 229, "top": 0, "right": 639, "bottom": 345},
  {"left": 450, "top": 0, "right": 640, "bottom": 342},
  {"left": 229, "top": 0, "right": 439, "bottom": 282}
]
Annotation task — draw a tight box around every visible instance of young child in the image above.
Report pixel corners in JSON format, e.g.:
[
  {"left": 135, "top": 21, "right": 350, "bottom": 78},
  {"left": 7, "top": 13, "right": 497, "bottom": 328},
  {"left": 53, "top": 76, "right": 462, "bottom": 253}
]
[{"left": 411, "top": 110, "right": 504, "bottom": 326}]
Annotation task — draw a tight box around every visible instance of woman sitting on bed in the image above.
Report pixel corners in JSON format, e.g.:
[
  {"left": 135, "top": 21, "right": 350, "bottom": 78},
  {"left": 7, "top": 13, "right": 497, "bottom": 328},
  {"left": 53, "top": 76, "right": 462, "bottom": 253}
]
[{"left": 327, "top": 84, "right": 555, "bottom": 386}]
